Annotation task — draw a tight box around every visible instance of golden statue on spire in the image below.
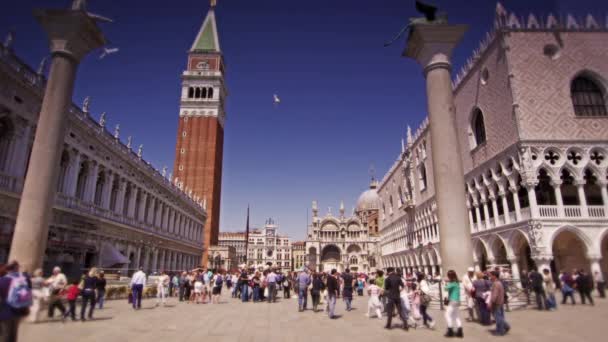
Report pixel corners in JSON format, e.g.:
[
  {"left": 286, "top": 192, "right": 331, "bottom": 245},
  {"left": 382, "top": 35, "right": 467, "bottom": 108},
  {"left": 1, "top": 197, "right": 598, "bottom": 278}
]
[{"left": 210, "top": 0, "right": 217, "bottom": 8}]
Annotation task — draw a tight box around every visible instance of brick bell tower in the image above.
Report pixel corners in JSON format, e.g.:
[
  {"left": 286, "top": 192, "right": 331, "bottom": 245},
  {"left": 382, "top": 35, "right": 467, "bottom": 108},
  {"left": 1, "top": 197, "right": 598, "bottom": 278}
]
[{"left": 173, "top": 1, "right": 226, "bottom": 266}]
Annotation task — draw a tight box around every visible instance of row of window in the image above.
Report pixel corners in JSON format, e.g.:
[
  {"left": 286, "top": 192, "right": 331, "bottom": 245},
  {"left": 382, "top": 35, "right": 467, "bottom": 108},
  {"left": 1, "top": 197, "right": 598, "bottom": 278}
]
[{"left": 186, "top": 86, "right": 214, "bottom": 99}]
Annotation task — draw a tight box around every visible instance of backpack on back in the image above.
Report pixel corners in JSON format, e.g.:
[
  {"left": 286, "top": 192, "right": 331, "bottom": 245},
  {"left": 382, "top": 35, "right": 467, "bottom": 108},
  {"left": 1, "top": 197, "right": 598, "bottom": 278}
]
[
  {"left": 215, "top": 275, "right": 223, "bottom": 287},
  {"left": 7, "top": 273, "right": 33, "bottom": 310}
]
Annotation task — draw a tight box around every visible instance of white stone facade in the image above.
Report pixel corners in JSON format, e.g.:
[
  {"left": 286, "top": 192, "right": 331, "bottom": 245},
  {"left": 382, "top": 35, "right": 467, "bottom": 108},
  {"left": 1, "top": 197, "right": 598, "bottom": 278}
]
[
  {"left": 218, "top": 231, "right": 247, "bottom": 265},
  {"left": 306, "top": 197, "right": 380, "bottom": 274},
  {"left": 378, "top": 4, "right": 608, "bottom": 279},
  {"left": 0, "top": 43, "right": 205, "bottom": 278}
]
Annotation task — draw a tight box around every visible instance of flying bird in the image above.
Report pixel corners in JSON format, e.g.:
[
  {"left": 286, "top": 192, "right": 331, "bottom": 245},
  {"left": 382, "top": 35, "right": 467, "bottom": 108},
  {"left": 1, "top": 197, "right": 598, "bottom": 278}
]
[
  {"left": 273, "top": 94, "right": 281, "bottom": 106},
  {"left": 99, "top": 47, "right": 119, "bottom": 59}
]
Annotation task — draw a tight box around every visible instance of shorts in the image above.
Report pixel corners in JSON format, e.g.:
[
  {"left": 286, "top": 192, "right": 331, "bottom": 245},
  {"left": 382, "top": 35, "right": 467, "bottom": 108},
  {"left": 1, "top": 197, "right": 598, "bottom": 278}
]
[
  {"left": 213, "top": 286, "right": 222, "bottom": 295},
  {"left": 194, "top": 282, "right": 203, "bottom": 294}
]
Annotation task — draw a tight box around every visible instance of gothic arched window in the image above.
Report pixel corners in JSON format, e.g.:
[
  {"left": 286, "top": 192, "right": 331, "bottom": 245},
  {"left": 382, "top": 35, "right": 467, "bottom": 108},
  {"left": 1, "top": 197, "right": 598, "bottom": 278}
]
[
  {"left": 419, "top": 163, "right": 427, "bottom": 191},
  {"left": 471, "top": 108, "right": 487, "bottom": 147},
  {"left": 201, "top": 87, "right": 207, "bottom": 99},
  {"left": 560, "top": 169, "right": 579, "bottom": 205},
  {"left": 194, "top": 87, "right": 201, "bottom": 99},
  {"left": 188, "top": 87, "right": 194, "bottom": 98},
  {"left": 583, "top": 169, "right": 603, "bottom": 205},
  {"left": 208, "top": 87, "right": 214, "bottom": 99},
  {"left": 535, "top": 168, "right": 556, "bottom": 205},
  {"left": 571, "top": 75, "right": 607, "bottom": 117}
]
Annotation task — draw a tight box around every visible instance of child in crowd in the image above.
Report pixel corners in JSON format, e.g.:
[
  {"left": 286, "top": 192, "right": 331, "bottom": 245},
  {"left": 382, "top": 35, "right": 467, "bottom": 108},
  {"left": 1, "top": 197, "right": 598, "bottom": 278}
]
[
  {"left": 366, "top": 279, "right": 383, "bottom": 319},
  {"left": 64, "top": 280, "right": 80, "bottom": 321}
]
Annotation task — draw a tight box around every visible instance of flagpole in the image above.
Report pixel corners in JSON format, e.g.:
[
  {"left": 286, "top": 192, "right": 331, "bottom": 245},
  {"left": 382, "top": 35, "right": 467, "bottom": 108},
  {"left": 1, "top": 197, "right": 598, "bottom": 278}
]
[{"left": 244, "top": 205, "right": 250, "bottom": 266}]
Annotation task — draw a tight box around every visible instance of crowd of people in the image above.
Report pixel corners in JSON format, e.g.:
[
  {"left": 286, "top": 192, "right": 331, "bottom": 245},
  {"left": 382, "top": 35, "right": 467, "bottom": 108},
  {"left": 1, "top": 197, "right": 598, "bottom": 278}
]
[{"left": 0, "top": 259, "right": 606, "bottom": 342}]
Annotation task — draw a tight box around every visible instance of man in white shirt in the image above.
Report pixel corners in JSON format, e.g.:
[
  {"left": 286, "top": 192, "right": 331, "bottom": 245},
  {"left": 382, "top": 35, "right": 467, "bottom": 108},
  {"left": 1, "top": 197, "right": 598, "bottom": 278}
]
[
  {"left": 130, "top": 267, "right": 147, "bottom": 309},
  {"left": 156, "top": 270, "right": 170, "bottom": 306},
  {"left": 45, "top": 266, "right": 67, "bottom": 319},
  {"left": 266, "top": 269, "right": 278, "bottom": 303},
  {"left": 462, "top": 267, "right": 476, "bottom": 322}
]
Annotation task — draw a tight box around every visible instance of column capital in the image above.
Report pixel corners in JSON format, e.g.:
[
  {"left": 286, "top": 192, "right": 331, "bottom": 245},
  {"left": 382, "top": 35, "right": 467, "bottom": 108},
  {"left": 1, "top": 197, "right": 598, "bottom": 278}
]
[
  {"left": 509, "top": 185, "right": 520, "bottom": 193},
  {"left": 586, "top": 253, "right": 602, "bottom": 262},
  {"left": 403, "top": 24, "right": 468, "bottom": 74},
  {"left": 35, "top": 9, "right": 106, "bottom": 62},
  {"left": 573, "top": 179, "right": 586, "bottom": 187},
  {"left": 550, "top": 179, "right": 563, "bottom": 187}
]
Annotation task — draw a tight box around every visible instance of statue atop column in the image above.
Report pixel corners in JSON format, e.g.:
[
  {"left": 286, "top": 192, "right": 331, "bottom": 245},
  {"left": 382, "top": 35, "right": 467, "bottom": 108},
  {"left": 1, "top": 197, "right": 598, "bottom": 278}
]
[
  {"left": 384, "top": 1, "right": 448, "bottom": 47},
  {"left": 82, "top": 96, "right": 91, "bottom": 113}
]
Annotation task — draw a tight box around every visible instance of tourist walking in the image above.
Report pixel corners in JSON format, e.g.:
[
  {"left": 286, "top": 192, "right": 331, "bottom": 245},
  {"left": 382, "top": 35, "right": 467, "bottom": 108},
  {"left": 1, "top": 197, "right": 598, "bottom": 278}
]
[
  {"left": 594, "top": 270, "right": 605, "bottom": 298},
  {"left": 528, "top": 269, "right": 547, "bottom": 310},
  {"left": 326, "top": 269, "right": 339, "bottom": 319},
  {"left": 376, "top": 270, "right": 386, "bottom": 312},
  {"left": 462, "top": 267, "right": 476, "bottom": 322},
  {"left": 156, "top": 270, "right": 170, "bottom": 306},
  {"left": 27, "top": 268, "right": 45, "bottom": 323},
  {"left": 0, "top": 261, "right": 32, "bottom": 341},
  {"left": 171, "top": 273, "right": 179, "bottom": 297},
  {"left": 542, "top": 269, "right": 557, "bottom": 309},
  {"left": 130, "top": 267, "right": 146, "bottom": 309},
  {"left": 311, "top": 272, "right": 324, "bottom": 312},
  {"left": 473, "top": 271, "right": 492, "bottom": 325},
  {"left": 366, "top": 279, "right": 383, "bottom": 319},
  {"left": 444, "top": 270, "right": 463, "bottom": 338},
  {"left": 418, "top": 273, "right": 436, "bottom": 329},
  {"left": 267, "top": 269, "right": 278, "bottom": 303},
  {"left": 283, "top": 273, "right": 291, "bottom": 298},
  {"left": 212, "top": 271, "right": 223, "bottom": 304},
  {"left": 575, "top": 270, "right": 594, "bottom": 305},
  {"left": 46, "top": 266, "right": 67, "bottom": 319},
  {"left": 240, "top": 270, "right": 249, "bottom": 302},
  {"left": 384, "top": 267, "right": 408, "bottom": 330},
  {"left": 64, "top": 280, "right": 80, "bottom": 321},
  {"left": 357, "top": 277, "right": 365, "bottom": 296},
  {"left": 560, "top": 271, "right": 576, "bottom": 305},
  {"left": 489, "top": 271, "right": 510, "bottom": 336},
  {"left": 96, "top": 271, "right": 107, "bottom": 310},
  {"left": 341, "top": 268, "right": 354, "bottom": 311},
  {"left": 297, "top": 268, "right": 311, "bottom": 311},
  {"left": 80, "top": 268, "right": 98, "bottom": 321}
]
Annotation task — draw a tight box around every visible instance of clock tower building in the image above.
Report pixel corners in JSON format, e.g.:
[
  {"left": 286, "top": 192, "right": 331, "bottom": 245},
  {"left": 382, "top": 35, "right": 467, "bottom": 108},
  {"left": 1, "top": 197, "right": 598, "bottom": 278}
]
[{"left": 173, "top": 4, "right": 226, "bottom": 266}]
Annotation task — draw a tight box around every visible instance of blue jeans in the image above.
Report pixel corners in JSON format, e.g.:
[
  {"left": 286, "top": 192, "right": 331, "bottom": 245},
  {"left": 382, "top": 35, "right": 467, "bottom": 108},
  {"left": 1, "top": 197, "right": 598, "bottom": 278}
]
[
  {"left": 241, "top": 284, "right": 249, "bottom": 302},
  {"left": 131, "top": 284, "right": 143, "bottom": 309},
  {"left": 253, "top": 287, "right": 260, "bottom": 302},
  {"left": 344, "top": 297, "right": 352, "bottom": 311},
  {"left": 328, "top": 295, "right": 337, "bottom": 318},
  {"left": 298, "top": 288, "right": 308, "bottom": 310},
  {"left": 97, "top": 290, "right": 105, "bottom": 309},
  {"left": 493, "top": 306, "right": 510, "bottom": 335}
]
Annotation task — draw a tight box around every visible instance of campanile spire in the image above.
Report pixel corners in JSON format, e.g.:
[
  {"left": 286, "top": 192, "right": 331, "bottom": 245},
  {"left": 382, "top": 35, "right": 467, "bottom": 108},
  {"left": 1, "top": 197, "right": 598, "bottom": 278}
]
[{"left": 173, "top": 2, "right": 227, "bottom": 266}]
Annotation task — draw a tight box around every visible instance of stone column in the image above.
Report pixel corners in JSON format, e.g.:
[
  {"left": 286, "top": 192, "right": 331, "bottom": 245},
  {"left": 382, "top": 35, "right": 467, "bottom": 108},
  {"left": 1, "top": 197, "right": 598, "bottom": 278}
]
[
  {"left": 8, "top": 123, "right": 32, "bottom": 179},
  {"left": 575, "top": 180, "right": 589, "bottom": 218},
  {"left": 83, "top": 161, "right": 99, "bottom": 203},
  {"left": 552, "top": 180, "right": 564, "bottom": 217},
  {"left": 510, "top": 186, "right": 522, "bottom": 221},
  {"left": 8, "top": 8, "right": 106, "bottom": 271},
  {"left": 152, "top": 248, "right": 159, "bottom": 273},
  {"left": 101, "top": 171, "right": 114, "bottom": 209},
  {"left": 588, "top": 255, "right": 602, "bottom": 276},
  {"left": 474, "top": 202, "right": 483, "bottom": 231},
  {"left": 168, "top": 208, "right": 175, "bottom": 234},
  {"left": 65, "top": 150, "right": 81, "bottom": 197},
  {"left": 508, "top": 256, "right": 521, "bottom": 287},
  {"left": 114, "top": 180, "right": 126, "bottom": 215},
  {"left": 403, "top": 22, "right": 473, "bottom": 274},
  {"left": 159, "top": 249, "right": 166, "bottom": 271},
  {"left": 526, "top": 183, "right": 539, "bottom": 218},
  {"left": 490, "top": 195, "right": 500, "bottom": 227},
  {"left": 127, "top": 186, "right": 138, "bottom": 218},
  {"left": 147, "top": 197, "right": 156, "bottom": 224},
  {"left": 466, "top": 202, "right": 475, "bottom": 232},
  {"left": 134, "top": 246, "right": 142, "bottom": 270},
  {"left": 500, "top": 191, "right": 511, "bottom": 224},
  {"left": 138, "top": 191, "right": 148, "bottom": 222},
  {"left": 599, "top": 180, "right": 608, "bottom": 216},
  {"left": 533, "top": 255, "right": 552, "bottom": 273}
]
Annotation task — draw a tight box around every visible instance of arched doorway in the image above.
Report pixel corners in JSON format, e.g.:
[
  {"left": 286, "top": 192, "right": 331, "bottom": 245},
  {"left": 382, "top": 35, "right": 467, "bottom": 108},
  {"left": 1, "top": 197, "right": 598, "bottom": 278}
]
[
  {"left": 346, "top": 244, "right": 361, "bottom": 271},
  {"left": 491, "top": 237, "right": 509, "bottom": 267},
  {"left": 552, "top": 228, "right": 589, "bottom": 273},
  {"left": 511, "top": 230, "right": 535, "bottom": 274},
  {"left": 321, "top": 245, "right": 341, "bottom": 272},
  {"left": 474, "top": 240, "right": 489, "bottom": 271}
]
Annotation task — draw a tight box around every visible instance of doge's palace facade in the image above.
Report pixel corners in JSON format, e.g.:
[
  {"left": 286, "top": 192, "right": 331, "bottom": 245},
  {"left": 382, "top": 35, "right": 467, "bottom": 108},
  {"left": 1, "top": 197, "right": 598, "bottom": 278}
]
[
  {"left": 379, "top": 3, "right": 608, "bottom": 279},
  {"left": 0, "top": 40, "right": 205, "bottom": 278}
]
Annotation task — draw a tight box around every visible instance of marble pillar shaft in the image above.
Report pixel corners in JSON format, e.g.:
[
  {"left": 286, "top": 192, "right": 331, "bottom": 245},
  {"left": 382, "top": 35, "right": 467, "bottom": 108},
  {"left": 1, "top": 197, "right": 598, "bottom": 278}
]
[
  {"left": 9, "top": 55, "right": 77, "bottom": 271},
  {"left": 404, "top": 24, "right": 472, "bottom": 275}
]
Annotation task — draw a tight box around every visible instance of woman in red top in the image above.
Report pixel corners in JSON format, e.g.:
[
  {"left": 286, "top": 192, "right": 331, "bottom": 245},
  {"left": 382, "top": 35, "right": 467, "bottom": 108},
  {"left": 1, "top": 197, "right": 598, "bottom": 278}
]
[{"left": 64, "top": 280, "right": 80, "bottom": 321}]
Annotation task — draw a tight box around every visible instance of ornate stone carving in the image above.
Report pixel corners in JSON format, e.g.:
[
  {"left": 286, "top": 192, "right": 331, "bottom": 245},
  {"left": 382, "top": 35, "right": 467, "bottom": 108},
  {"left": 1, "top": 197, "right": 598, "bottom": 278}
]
[{"left": 527, "top": 220, "right": 543, "bottom": 250}]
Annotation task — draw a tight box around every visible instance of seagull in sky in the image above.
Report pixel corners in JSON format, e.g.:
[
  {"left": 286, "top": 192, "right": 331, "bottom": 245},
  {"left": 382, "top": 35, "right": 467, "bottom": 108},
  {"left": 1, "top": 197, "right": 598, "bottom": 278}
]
[
  {"left": 99, "top": 47, "right": 119, "bottom": 59},
  {"left": 273, "top": 93, "right": 281, "bottom": 106}
]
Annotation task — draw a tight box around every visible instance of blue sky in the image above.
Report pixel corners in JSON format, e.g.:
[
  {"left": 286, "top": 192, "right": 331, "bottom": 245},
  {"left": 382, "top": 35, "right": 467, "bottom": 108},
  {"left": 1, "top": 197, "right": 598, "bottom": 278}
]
[{"left": 3, "top": 0, "right": 607, "bottom": 239}]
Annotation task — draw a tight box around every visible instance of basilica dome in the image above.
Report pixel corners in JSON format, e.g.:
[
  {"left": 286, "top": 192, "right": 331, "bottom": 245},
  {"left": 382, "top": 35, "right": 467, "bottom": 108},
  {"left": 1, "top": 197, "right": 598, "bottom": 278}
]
[{"left": 356, "top": 180, "right": 380, "bottom": 212}]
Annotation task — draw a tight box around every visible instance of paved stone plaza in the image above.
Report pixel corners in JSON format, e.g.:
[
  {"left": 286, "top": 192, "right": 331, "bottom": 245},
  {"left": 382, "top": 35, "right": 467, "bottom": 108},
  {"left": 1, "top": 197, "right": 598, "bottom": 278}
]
[{"left": 20, "top": 292, "right": 607, "bottom": 342}]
